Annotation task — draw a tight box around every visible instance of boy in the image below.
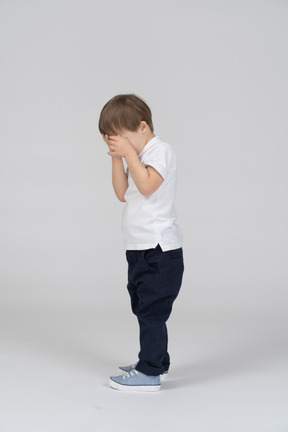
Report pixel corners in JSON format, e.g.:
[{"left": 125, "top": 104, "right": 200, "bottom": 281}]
[{"left": 98, "top": 94, "right": 184, "bottom": 391}]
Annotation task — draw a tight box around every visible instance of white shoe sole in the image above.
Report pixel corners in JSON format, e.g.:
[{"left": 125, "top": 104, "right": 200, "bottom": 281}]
[{"left": 109, "top": 378, "right": 161, "bottom": 392}]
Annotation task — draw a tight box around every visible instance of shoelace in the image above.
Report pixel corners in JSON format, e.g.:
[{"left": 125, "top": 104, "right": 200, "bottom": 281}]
[{"left": 123, "top": 369, "right": 139, "bottom": 380}]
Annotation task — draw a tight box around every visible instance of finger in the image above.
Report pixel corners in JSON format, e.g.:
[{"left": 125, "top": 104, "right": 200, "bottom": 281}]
[
  {"left": 108, "top": 143, "right": 117, "bottom": 150},
  {"left": 108, "top": 135, "right": 119, "bottom": 142}
]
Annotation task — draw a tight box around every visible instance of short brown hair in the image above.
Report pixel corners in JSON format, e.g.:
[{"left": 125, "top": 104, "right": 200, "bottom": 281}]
[{"left": 98, "top": 93, "right": 154, "bottom": 136}]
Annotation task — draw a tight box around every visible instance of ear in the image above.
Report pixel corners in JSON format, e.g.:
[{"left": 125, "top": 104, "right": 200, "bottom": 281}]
[{"left": 139, "top": 121, "right": 147, "bottom": 133}]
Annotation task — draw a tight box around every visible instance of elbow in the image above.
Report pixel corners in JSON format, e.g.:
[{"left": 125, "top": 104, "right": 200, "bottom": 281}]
[
  {"left": 139, "top": 188, "right": 152, "bottom": 197},
  {"left": 116, "top": 192, "right": 126, "bottom": 202},
  {"left": 116, "top": 193, "right": 126, "bottom": 202},
  {"left": 137, "top": 184, "right": 148, "bottom": 196},
  {"left": 138, "top": 182, "right": 156, "bottom": 196},
  {"left": 114, "top": 186, "right": 128, "bottom": 202},
  {"left": 137, "top": 174, "right": 164, "bottom": 196}
]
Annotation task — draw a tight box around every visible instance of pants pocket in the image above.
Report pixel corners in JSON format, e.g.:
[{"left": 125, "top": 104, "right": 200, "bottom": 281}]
[
  {"left": 161, "top": 255, "right": 184, "bottom": 297},
  {"left": 142, "top": 248, "right": 160, "bottom": 272}
]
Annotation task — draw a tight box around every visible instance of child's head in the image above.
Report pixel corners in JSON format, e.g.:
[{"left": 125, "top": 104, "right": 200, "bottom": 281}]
[{"left": 98, "top": 94, "right": 154, "bottom": 137}]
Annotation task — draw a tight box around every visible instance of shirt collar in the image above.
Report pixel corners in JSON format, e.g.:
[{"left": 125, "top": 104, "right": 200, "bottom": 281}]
[{"left": 139, "top": 135, "right": 160, "bottom": 157}]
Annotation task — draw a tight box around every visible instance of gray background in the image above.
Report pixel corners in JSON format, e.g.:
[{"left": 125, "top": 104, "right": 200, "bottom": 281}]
[{"left": 0, "top": 0, "right": 287, "bottom": 431}]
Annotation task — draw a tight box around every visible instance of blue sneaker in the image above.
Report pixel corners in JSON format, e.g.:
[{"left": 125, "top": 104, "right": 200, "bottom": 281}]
[
  {"left": 109, "top": 369, "right": 161, "bottom": 392},
  {"left": 119, "top": 363, "right": 169, "bottom": 380}
]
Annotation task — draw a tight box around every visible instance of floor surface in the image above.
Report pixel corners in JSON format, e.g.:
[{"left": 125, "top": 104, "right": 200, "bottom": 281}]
[{"left": 1, "top": 306, "right": 287, "bottom": 432}]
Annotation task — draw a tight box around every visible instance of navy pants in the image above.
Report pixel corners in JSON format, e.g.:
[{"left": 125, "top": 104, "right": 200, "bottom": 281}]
[{"left": 126, "top": 244, "right": 184, "bottom": 376}]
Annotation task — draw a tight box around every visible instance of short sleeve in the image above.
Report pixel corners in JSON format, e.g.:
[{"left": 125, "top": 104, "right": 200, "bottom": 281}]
[{"left": 141, "top": 143, "right": 174, "bottom": 180}]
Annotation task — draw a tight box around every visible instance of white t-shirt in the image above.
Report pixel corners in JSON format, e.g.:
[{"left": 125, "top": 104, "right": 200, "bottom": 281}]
[{"left": 122, "top": 135, "right": 182, "bottom": 251}]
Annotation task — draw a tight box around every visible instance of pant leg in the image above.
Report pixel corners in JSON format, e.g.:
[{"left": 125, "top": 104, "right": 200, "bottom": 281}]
[
  {"left": 127, "top": 279, "right": 170, "bottom": 372},
  {"left": 126, "top": 245, "right": 184, "bottom": 376}
]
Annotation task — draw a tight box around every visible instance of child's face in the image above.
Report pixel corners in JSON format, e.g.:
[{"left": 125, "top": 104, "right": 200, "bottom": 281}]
[
  {"left": 115, "top": 128, "right": 146, "bottom": 155},
  {"left": 115, "top": 122, "right": 154, "bottom": 155}
]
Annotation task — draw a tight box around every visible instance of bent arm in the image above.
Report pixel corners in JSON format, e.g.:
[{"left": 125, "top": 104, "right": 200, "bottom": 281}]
[
  {"left": 125, "top": 150, "right": 164, "bottom": 196},
  {"left": 111, "top": 158, "right": 128, "bottom": 202}
]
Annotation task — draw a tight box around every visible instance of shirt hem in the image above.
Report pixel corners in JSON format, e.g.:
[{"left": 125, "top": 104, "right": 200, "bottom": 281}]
[{"left": 124, "top": 242, "right": 182, "bottom": 252}]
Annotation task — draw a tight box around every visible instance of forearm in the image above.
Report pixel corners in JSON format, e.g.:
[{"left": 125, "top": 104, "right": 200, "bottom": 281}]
[
  {"left": 124, "top": 150, "right": 150, "bottom": 195},
  {"left": 111, "top": 158, "right": 128, "bottom": 202},
  {"left": 106, "top": 134, "right": 163, "bottom": 196}
]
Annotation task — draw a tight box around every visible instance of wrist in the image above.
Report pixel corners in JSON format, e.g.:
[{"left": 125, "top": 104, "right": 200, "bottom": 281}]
[
  {"left": 124, "top": 146, "right": 137, "bottom": 160},
  {"left": 111, "top": 155, "right": 123, "bottom": 161}
]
